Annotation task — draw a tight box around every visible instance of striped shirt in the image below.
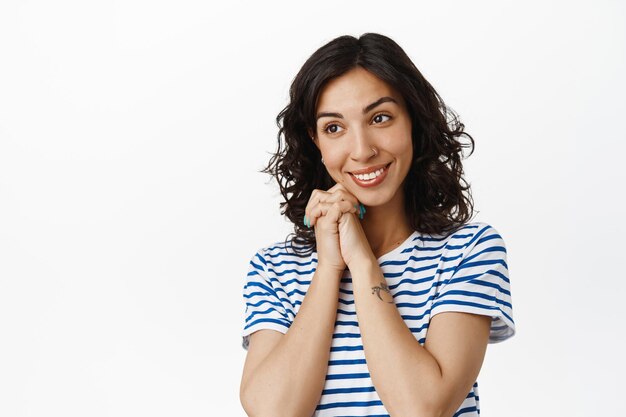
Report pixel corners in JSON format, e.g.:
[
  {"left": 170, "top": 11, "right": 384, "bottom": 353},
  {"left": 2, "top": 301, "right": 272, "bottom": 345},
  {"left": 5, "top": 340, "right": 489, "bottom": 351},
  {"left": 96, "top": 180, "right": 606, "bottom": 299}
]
[{"left": 241, "top": 221, "right": 515, "bottom": 416}]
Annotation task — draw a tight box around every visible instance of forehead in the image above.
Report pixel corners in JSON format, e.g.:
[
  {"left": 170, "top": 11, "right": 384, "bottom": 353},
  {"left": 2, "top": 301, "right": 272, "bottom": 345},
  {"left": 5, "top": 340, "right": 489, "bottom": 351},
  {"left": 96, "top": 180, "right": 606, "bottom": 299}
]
[{"left": 316, "top": 66, "right": 401, "bottom": 112}]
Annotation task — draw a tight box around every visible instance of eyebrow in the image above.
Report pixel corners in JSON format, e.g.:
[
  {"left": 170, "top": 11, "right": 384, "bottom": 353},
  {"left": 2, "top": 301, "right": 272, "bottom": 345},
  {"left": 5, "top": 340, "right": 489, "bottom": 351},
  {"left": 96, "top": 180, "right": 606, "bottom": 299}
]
[{"left": 316, "top": 96, "right": 398, "bottom": 121}]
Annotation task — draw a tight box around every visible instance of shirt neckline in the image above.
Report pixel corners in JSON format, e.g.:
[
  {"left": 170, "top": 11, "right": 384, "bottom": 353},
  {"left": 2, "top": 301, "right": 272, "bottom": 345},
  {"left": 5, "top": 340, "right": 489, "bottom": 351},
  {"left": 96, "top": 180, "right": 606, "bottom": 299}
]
[{"left": 376, "top": 230, "right": 419, "bottom": 263}]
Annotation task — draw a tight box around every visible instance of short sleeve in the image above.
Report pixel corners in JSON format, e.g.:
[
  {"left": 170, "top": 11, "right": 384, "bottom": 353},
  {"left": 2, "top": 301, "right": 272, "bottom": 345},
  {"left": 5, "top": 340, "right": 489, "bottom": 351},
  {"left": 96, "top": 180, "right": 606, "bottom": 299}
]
[
  {"left": 241, "top": 248, "right": 292, "bottom": 350},
  {"left": 430, "top": 223, "right": 516, "bottom": 343}
]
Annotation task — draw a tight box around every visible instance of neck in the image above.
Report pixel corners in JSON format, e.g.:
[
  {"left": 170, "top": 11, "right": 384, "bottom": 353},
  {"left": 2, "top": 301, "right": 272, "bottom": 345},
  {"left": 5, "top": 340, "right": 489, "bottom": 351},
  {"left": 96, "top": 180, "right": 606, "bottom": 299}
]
[{"left": 360, "top": 191, "right": 413, "bottom": 259}]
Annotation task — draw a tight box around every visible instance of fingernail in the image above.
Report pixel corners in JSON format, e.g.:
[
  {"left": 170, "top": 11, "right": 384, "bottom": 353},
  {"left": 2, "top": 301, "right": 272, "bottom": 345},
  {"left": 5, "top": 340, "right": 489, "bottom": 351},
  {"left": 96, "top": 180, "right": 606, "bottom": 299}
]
[
  {"left": 360, "top": 203, "right": 366, "bottom": 214},
  {"left": 304, "top": 215, "right": 309, "bottom": 228}
]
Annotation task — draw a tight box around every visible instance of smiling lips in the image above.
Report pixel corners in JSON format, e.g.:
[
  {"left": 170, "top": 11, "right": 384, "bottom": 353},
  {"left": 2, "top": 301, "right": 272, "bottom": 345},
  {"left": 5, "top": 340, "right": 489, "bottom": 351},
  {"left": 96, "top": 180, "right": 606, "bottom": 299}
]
[{"left": 349, "top": 163, "right": 391, "bottom": 187}]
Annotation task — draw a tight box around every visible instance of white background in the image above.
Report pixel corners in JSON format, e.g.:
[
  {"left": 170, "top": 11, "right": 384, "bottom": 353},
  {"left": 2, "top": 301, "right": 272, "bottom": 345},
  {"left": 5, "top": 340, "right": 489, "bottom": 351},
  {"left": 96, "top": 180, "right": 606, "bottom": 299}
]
[{"left": 1, "top": 1, "right": 624, "bottom": 416}]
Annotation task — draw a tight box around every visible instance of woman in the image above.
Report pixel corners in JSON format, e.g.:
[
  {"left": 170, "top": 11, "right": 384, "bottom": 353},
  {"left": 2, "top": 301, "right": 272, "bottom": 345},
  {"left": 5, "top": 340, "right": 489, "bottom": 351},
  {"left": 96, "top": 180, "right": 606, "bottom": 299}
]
[{"left": 240, "top": 33, "right": 515, "bottom": 417}]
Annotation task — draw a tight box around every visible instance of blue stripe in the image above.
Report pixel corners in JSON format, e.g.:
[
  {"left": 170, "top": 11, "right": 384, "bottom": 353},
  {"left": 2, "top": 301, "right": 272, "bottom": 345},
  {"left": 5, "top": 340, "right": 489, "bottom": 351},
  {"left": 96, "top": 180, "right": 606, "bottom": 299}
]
[
  {"left": 265, "top": 249, "right": 315, "bottom": 258},
  {"left": 409, "top": 224, "right": 480, "bottom": 243},
  {"left": 475, "top": 233, "right": 501, "bottom": 246},
  {"left": 267, "top": 258, "right": 317, "bottom": 268},
  {"left": 245, "top": 307, "right": 287, "bottom": 323},
  {"left": 267, "top": 266, "right": 316, "bottom": 277},
  {"left": 455, "top": 258, "right": 508, "bottom": 273},
  {"left": 412, "top": 242, "right": 465, "bottom": 252},
  {"left": 393, "top": 286, "right": 435, "bottom": 297},
  {"left": 383, "top": 263, "right": 440, "bottom": 279},
  {"left": 245, "top": 298, "right": 295, "bottom": 319},
  {"left": 458, "top": 245, "right": 505, "bottom": 267},
  {"left": 388, "top": 275, "right": 437, "bottom": 290},
  {"left": 286, "top": 288, "right": 307, "bottom": 297},
  {"left": 436, "top": 289, "right": 513, "bottom": 309},
  {"left": 335, "top": 320, "right": 359, "bottom": 326},
  {"left": 245, "top": 298, "right": 283, "bottom": 309},
  {"left": 337, "top": 309, "right": 357, "bottom": 316},
  {"left": 465, "top": 277, "right": 511, "bottom": 296},
  {"left": 448, "top": 269, "right": 510, "bottom": 285},
  {"left": 325, "top": 372, "right": 370, "bottom": 380},
  {"left": 432, "top": 299, "right": 514, "bottom": 324},
  {"left": 380, "top": 253, "right": 442, "bottom": 267},
  {"left": 282, "top": 277, "right": 312, "bottom": 287},
  {"left": 339, "top": 288, "right": 353, "bottom": 295},
  {"left": 316, "top": 400, "right": 384, "bottom": 410},
  {"left": 253, "top": 252, "right": 267, "bottom": 266},
  {"left": 250, "top": 260, "right": 264, "bottom": 273},
  {"left": 331, "top": 345, "right": 364, "bottom": 352},
  {"left": 243, "top": 291, "right": 271, "bottom": 299},
  {"left": 408, "top": 322, "right": 430, "bottom": 333},
  {"left": 244, "top": 317, "right": 290, "bottom": 331},
  {"left": 245, "top": 281, "right": 278, "bottom": 298},
  {"left": 332, "top": 333, "right": 361, "bottom": 339},
  {"left": 400, "top": 310, "right": 431, "bottom": 320},
  {"left": 246, "top": 269, "right": 261, "bottom": 278},
  {"left": 322, "top": 385, "right": 375, "bottom": 395},
  {"left": 380, "top": 252, "right": 461, "bottom": 267},
  {"left": 415, "top": 232, "right": 474, "bottom": 242},
  {"left": 466, "top": 224, "right": 492, "bottom": 247},
  {"left": 328, "top": 358, "right": 367, "bottom": 366}
]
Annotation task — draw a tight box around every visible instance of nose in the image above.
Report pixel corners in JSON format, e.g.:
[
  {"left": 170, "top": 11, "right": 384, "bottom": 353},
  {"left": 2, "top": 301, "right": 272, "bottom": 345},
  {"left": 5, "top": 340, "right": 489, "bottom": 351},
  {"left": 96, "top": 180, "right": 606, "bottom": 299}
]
[{"left": 349, "top": 127, "right": 377, "bottom": 162}]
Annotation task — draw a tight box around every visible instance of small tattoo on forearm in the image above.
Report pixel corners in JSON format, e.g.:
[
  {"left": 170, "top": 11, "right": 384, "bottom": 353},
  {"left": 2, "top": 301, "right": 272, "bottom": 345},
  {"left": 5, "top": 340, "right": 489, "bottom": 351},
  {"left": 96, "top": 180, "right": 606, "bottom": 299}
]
[{"left": 371, "top": 281, "right": 394, "bottom": 303}]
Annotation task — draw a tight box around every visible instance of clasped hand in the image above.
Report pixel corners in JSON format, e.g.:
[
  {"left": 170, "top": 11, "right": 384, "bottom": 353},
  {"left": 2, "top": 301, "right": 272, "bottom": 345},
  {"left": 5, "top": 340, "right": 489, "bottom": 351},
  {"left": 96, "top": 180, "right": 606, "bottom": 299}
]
[{"left": 304, "top": 183, "right": 374, "bottom": 273}]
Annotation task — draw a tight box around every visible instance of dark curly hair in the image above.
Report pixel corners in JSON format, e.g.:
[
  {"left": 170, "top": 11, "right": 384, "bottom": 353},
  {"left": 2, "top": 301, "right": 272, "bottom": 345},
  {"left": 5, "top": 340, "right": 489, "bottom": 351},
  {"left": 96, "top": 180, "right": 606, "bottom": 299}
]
[{"left": 261, "top": 32, "right": 476, "bottom": 256}]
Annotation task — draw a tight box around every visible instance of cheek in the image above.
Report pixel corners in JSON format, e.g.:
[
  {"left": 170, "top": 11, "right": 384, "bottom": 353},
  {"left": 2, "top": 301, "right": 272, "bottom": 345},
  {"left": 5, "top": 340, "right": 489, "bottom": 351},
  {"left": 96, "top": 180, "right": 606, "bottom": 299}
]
[
  {"left": 382, "top": 120, "right": 413, "bottom": 152},
  {"left": 319, "top": 151, "right": 341, "bottom": 175},
  {"left": 320, "top": 144, "right": 347, "bottom": 168},
  {"left": 383, "top": 133, "right": 413, "bottom": 157}
]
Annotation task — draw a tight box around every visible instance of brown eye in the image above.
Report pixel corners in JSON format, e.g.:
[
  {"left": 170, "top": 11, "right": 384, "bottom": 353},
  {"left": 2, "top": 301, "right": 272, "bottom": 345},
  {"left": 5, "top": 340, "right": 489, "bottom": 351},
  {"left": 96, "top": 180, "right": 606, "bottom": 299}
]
[
  {"left": 372, "top": 114, "right": 391, "bottom": 123},
  {"left": 323, "top": 123, "right": 343, "bottom": 134}
]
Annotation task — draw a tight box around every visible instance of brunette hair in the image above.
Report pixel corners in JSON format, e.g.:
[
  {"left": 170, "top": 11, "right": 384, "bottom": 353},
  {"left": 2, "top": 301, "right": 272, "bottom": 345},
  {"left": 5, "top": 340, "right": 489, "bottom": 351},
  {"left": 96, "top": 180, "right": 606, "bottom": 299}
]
[{"left": 261, "top": 33, "right": 476, "bottom": 255}]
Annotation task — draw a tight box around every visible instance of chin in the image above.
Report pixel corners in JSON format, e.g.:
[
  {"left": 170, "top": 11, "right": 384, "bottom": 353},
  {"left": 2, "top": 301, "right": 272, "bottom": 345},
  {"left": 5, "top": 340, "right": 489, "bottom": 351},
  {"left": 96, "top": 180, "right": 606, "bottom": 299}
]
[{"left": 355, "top": 191, "right": 395, "bottom": 207}]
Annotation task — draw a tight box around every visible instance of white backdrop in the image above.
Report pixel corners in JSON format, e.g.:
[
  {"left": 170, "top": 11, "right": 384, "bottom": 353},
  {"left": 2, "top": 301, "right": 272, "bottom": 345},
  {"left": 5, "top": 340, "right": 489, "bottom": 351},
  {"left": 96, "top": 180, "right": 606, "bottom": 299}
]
[{"left": 1, "top": 1, "right": 624, "bottom": 416}]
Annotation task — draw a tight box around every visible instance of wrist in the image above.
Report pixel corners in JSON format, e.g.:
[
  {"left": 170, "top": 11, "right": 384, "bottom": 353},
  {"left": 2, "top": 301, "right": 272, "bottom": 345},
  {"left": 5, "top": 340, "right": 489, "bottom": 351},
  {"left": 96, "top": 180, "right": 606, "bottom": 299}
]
[
  {"left": 346, "top": 254, "right": 378, "bottom": 276},
  {"left": 315, "top": 262, "right": 346, "bottom": 279}
]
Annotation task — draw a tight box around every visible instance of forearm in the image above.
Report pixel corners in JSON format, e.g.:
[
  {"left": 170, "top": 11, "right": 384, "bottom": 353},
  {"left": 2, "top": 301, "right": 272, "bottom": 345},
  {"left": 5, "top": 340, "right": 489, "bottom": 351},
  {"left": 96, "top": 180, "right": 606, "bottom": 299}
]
[
  {"left": 242, "top": 265, "right": 342, "bottom": 417},
  {"left": 350, "top": 259, "right": 443, "bottom": 417}
]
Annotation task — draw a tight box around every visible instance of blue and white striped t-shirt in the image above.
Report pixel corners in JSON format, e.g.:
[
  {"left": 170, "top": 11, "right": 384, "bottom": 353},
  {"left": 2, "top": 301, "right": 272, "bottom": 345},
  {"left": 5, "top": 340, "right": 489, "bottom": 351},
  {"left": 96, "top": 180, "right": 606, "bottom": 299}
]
[{"left": 241, "top": 221, "right": 515, "bottom": 417}]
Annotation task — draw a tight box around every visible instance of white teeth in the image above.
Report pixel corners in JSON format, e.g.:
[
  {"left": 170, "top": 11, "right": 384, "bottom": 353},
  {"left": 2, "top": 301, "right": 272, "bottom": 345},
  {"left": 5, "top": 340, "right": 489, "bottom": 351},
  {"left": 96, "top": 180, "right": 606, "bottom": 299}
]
[{"left": 354, "top": 167, "right": 385, "bottom": 181}]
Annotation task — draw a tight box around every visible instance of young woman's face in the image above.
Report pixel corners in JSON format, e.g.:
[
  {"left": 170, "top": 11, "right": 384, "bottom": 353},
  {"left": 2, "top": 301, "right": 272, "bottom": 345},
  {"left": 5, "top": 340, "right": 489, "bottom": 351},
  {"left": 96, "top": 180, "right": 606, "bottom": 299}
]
[{"left": 311, "top": 66, "right": 413, "bottom": 207}]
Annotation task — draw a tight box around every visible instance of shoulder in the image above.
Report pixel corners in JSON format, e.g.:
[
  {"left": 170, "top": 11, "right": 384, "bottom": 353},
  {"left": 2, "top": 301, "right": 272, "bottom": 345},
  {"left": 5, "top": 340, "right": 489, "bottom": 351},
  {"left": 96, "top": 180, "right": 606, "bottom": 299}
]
[
  {"left": 451, "top": 222, "right": 509, "bottom": 271},
  {"left": 249, "top": 236, "right": 317, "bottom": 273},
  {"left": 450, "top": 221, "right": 507, "bottom": 247},
  {"left": 418, "top": 221, "right": 505, "bottom": 251},
  {"left": 430, "top": 222, "right": 508, "bottom": 266}
]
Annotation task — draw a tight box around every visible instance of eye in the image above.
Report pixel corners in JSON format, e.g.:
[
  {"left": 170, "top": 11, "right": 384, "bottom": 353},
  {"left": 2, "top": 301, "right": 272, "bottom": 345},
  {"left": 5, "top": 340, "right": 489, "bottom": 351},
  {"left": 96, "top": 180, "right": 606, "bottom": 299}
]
[
  {"left": 372, "top": 113, "right": 392, "bottom": 124},
  {"left": 322, "top": 123, "right": 344, "bottom": 135}
]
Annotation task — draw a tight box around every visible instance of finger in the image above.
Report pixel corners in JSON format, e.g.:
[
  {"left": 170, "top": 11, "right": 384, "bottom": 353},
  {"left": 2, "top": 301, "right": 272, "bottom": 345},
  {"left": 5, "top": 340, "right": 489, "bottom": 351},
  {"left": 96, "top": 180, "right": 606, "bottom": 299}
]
[
  {"left": 310, "top": 200, "right": 358, "bottom": 227},
  {"left": 326, "top": 189, "right": 359, "bottom": 208},
  {"left": 327, "top": 183, "right": 343, "bottom": 193},
  {"left": 324, "top": 200, "right": 359, "bottom": 225},
  {"left": 306, "top": 187, "right": 360, "bottom": 227},
  {"left": 305, "top": 189, "right": 330, "bottom": 227}
]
